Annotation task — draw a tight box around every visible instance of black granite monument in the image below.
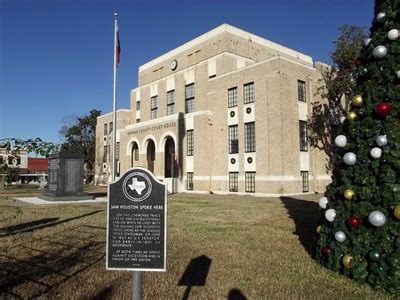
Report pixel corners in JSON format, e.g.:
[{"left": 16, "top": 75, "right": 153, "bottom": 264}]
[{"left": 39, "top": 153, "right": 93, "bottom": 201}]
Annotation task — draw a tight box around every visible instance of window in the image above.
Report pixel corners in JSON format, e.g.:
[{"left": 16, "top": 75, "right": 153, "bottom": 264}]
[
  {"left": 187, "top": 172, "right": 193, "bottom": 190},
  {"left": 167, "top": 90, "right": 175, "bottom": 115},
  {"left": 8, "top": 157, "right": 13, "bottom": 165},
  {"left": 229, "top": 125, "right": 239, "bottom": 154},
  {"left": 301, "top": 171, "right": 309, "bottom": 192},
  {"left": 0, "top": 156, "right": 3, "bottom": 164},
  {"left": 298, "top": 80, "right": 306, "bottom": 102},
  {"left": 16, "top": 156, "right": 21, "bottom": 165},
  {"left": 244, "top": 122, "right": 256, "bottom": 152},
  {"left": 185, "top": 83, "right": 195, "bottom": 113},
  {"left": 245, "top": 172, "right": 255, "bottom": 193},
  {"left": 116, "top": 142, "right": 120, "bottom": 160},
  {"left": 136, "top": 118, "right": 140, "bottom": 123},
  {"left": 151, "top": 96, "right": 158, "bottom": 119},
  {"left": 244, "top": 82, "right": 254, "bottom": 104},
  {"left": 104, "top": 123, "right": 108, "bottom": 135},
  {"left": 136, "top": 101, "right": 140, "bottom": 111},
  {"left": 228, "top": 87, "right": 238, "bottom": 108},
  {"left": 229, "top": 172, "right": 238, "bottom": 192},
  {"left": 299, "top": 121, "right": 308, "bottom": 151},
  {"left": 109, "top": 122, "right": 113, "bottom": 134},
  {"left": 187, "top": 130, "right": 194, "bottom": 156},
  {"left": 103, "top": 146, "right": 107, "bottom": 162}
]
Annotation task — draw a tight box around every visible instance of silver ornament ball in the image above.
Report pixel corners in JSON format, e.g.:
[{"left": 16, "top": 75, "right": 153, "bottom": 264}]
[
  {"left": 370, "top": 147, "right": 382, "bottom": 159},
  {"left": 368, "top": 211, "right": 386, "bottom": 227},
  {"left": 334, "top": 231, "right": 346, "bottom": 243},
  {"left": 397, "top": 70, "right": 400, "bottom": 78},
  {"left": 388, "top": 29, "right": 399, "bottom": 40},
  {"left": 325, "top": 209, "right": 336, "bottom": 222},
  {"left": 319, "top": 197, "right": 328, "bottom": 209},
  {"left": 343, "top": 152, "right": 357, "bottom": 165},
  {"left": 335, "top": 135, "right": 347, "bottom": 148},
  {"left": 376, "top": 135, "right": 388, "bottom": 146},
  {"left": 340, "top": 116, "right": 346, "bottom": 124},
  {"left": 373, "top": 45, "right": 388, "bottom": 58},
  {"left": 376, "top": 12, "right": 386, "bottom": 22}
]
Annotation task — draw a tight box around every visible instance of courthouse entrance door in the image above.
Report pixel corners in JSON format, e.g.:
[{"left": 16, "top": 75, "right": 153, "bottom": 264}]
[
  {"left": 146, "top": 139, "right": 155, "bottom": 173},
  {"left": 164, "top": 137, "right": 175, "bottom": 178}
]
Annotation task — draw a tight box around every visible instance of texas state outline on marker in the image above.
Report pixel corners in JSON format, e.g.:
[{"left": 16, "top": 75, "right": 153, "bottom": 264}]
[{"left": 127, "top": 177, "right": 146, "bottom": 195}]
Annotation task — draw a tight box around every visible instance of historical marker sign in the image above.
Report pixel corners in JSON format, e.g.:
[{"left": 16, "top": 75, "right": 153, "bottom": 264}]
[{"left": 106, "top": 167, "right": 167, "bottom": 271}]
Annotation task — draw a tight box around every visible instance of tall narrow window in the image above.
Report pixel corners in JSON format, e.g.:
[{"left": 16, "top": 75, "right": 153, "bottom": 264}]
[
  {"left": 299, "top": 121, "right": 308, "bottom": 151},
  {"left": 185, "top": 83, "right": 195, "bottom": 113},
  {"left": 301, "top": 171, "right": 309, "bottom": 192},
  {"left": 187, "top": 130, "right": 194, "bottom": 156},
  {"left": 116, "top": 142, "right": 120, "bottom": 160},
  {"left": 131, "top": 142, "right": 139, "bottom": 167},
  {"left": 244, "top": 82, "right": 254, "bottom": 104},
  {"left": 229, "top": 172, "right": 239, "bottom": 192},
  {"left": 0, "top": 156, "right": 3, "bottom": 164},
  {"left": 244, "top": 122, "right": 256, "bottom": 152},
  {"left": 103, "top": 146, "right": 107, "bottom": 162},
  {"left": 151, "top": 96, "right": 158, "bottom": 119},
  {"left": 136, "top": 101, "right": 141, "bottom": 111},
  {"left": 109, "top": 122, "right": 113, "bottom": 134},
  {"left": 187, "top": 172, "right": 193, "bottom": 190},
  {"left": 104, "top": 123, "right": 108, "bottom": 136},
  {"left": 229, "top": 125, "right": 239, "bottom": 154},
  {"left": 167, "top": 90, "right": 175, "bottom": 115},
  {"left": 298, "top": 80, "right": 306, "bottom": 102},
  {"left": 8, "top": 157, "right": 13, "bottom": 165},
  {"left": 228, "top": 87, "right": 238, "bottom": 108},
  {"left": 16, "top": 156, "right": 21, "bottom": 165},
  {"left": 245, "top": 172, "right": 256, "bottom": 193}
]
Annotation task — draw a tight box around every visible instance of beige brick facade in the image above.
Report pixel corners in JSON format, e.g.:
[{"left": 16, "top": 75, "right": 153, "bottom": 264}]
[{"left": 95, "top": 24, "right": 330, "bottom": 195}]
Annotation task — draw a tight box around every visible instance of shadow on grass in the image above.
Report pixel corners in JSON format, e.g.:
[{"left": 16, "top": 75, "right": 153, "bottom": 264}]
[
  {"left": 0, "top": 224, "right": 106, "bottom": 298},
  {"left": 228, "top": 288, "right": 247, "bottom": 300},
  {"left": 178, "top": 255, "right": 212, "bottom": 300},
  {"left": 280, "top": 196, "right": 319, "bottom": 258},
  {"left": 0, "top": 210, "right": 104, "bottom": 237}
]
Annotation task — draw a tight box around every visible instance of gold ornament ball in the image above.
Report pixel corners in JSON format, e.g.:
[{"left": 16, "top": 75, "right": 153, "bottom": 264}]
[
  {"left": 342, "top": 254, "right": 353, "bottom": 268},
  {"left": 347, "top": 111, "right": 357, "bottom": 121},
  {"left": 394, "top": 206, "right": 400, "bottom": 220},
  {"left": 316, "top": 225, "right": 322, "bottom": 234},
  {"left": 344, "top": 189, "right": 355, "bottom": 200},
  {"left": 352, "top": 95, "right": 363, "bottom": 107}
]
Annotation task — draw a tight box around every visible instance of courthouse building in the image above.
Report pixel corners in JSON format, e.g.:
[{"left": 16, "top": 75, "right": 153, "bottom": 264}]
[{"left": 95, "top": 24, "right": 330, "bottom": 195}]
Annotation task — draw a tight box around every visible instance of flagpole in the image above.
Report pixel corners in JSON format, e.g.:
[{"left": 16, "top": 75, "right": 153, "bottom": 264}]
[{"left": 112, "top": 13, "right": 118, "bottom": 182}]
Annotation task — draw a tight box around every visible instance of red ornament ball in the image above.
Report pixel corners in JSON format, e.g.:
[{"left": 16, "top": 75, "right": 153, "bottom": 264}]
[
  {"left": 322, "top": 245, "right": 332, "bottom": 256},
  {"left": 375, "top": 102, "right": 392, "bottom": 118},
  {"left": 348, "top": 215, "right": 361, "bottom": 228}
]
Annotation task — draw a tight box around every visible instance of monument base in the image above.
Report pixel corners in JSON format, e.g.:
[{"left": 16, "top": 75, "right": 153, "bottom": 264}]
[{"left": 39, "top": 194, "right": 94, "bottom": 201}]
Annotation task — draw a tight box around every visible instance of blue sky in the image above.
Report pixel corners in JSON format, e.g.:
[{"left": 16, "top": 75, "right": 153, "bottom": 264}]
[{"left": 1, "top": 0, "right": 373, "bottom": 144}]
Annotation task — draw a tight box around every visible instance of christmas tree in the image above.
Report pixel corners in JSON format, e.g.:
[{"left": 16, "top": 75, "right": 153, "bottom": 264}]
[{"left": 315, "top": 0, "right": 400, "bottom": 294}]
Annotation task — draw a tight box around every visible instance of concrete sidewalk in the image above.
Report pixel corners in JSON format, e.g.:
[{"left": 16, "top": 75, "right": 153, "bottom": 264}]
[{"left": 14, "top": 197, "right": 107, "bottom": 205}]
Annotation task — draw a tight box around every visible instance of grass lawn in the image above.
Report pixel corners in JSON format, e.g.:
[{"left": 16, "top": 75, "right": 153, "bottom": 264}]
[{"left": 0, "top": 192, "right": 393, "bottom": 299}]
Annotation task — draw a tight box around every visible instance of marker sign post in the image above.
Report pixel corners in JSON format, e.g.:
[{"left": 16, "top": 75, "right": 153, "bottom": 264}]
[{"left": 106, "top": 167, "right": 167, "bottom": 299}]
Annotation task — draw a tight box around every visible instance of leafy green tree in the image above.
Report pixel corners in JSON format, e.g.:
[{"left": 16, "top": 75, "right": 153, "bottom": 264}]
[
  {"left": 59, "top": 109, "right": 101, "bottom": 182},
  {"left": 315, "top": 0, "right": 400, "bottom": 294},
  {"left": 310, "top": 25, "right": 367, "bottom": 170}
]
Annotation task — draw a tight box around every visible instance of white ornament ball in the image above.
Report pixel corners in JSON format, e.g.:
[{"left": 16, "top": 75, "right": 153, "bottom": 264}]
[
  {"left": 335, "top": 135, "right": 347, "bottom": 148},
  {"left": 388, "top": 29, "right": 399, "bottom": 40},
  {"left": 370, "top": 147, "right": 382, "bottom": 159},
  {"left": 376, "top": 12, "right": 386, "bottom": 22},
  {"left": 343, "top": 152, "right": 357, "bottom": 165},
  {"left": 364, "top": 38, "right": 372, "bottom": 46},
  {"left": 319, "top": 197, "right": 328, "bottom": 209},
  {"left": 335, "top": 231, "right": 346, "bottom": 243},
  {"left": 340, "top": 116, "right": 346, "bottom": 124},
  {"left": 325, "top": 209, "right": 336, "bottom": 222},
  {"left": 368, "top": 211, "right": 386, "bottom": 227},
  {"left": 373, "top": 45, "right": 388, "bottom": 58},
  {"left": 376, "top": 135, "right": 388, "bottom": 146}
]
